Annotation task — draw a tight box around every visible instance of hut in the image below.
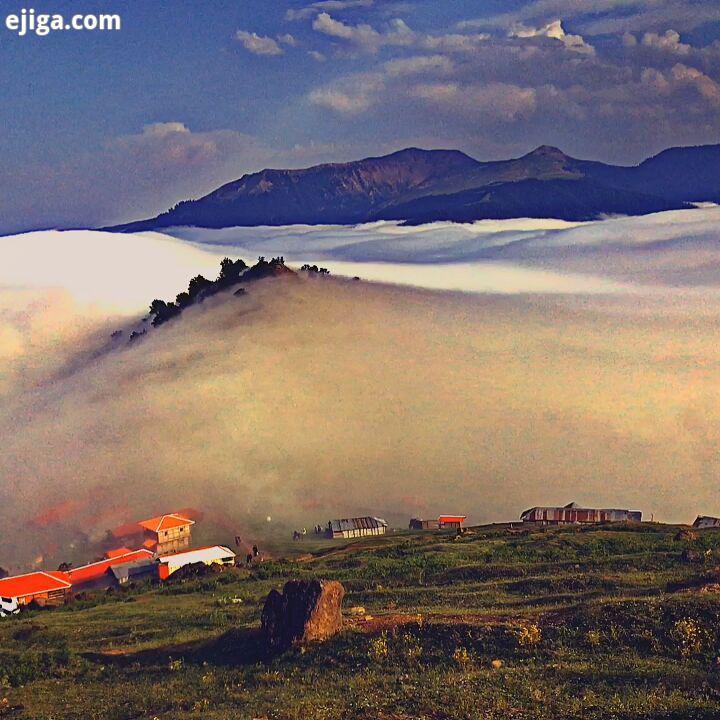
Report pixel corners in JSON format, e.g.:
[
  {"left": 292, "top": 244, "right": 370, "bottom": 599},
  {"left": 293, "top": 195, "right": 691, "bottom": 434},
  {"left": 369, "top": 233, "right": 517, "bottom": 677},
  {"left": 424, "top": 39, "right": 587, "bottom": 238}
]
[
  {"left": 409, "top": 518, "right": 439, "bottom": 530},
  {"left": 326, "top": 517, "right": 388, "bottom": 539},
  {"left": 0, "top": 571, "right": 72, "bottom": 609},
  {"left": 693, "top": 516, "right": 720, "bottom": 529},
  {"left": 438, "top": 515, "right": 467, "bottom": 530},
  {"left": 521, "top": 502, "right": 642, "bottom": 525}
]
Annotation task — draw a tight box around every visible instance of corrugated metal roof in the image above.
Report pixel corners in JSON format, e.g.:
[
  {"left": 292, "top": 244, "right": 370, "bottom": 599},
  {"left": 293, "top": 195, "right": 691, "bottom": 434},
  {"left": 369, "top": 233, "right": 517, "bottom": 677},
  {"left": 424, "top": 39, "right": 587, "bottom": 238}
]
[
  {"left": 68, "top": 549, "right": 155, "bottom": 584},
  {"left": 109, "top": 559, "right": 157, "bottom": 581},
  {"left": 158, "top": 545, "right": 236, "bottom": 566},
  {"left": 329, "top": 517, "right": 388, "bottom": 533}
]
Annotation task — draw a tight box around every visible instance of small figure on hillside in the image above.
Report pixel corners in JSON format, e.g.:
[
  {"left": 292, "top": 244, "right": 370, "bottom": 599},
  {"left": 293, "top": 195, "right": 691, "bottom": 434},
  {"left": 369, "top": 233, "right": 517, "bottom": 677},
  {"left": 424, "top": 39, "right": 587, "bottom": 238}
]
[
  {"left": 302, "top": 527, "right": 307, "bottom": 539},
  {"left": 234, "top": 535, "right": 242, "bottom": 547},
  {"left": 253, "top": 544, "right": 259, "bottom": 557},
  {"left": 246, "top": 553, "right": 253, "bottom": 566}
]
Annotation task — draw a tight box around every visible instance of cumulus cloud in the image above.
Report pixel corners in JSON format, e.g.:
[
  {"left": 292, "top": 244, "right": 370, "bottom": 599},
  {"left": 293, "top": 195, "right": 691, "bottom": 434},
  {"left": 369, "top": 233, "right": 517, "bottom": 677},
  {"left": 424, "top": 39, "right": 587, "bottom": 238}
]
[
  {"left": 670, "top": 63, "right": 720, "bottom": 105},
  {"left": 311, "top": 12, "right": 489, "bottom": 55},
  {"left": 464, "top": 0, "right": 720, "bottom": 35},
  {"left": 640, "top": 29, "right": 691, "bottom": 55},
  {"left": 411, "top": 82, "right": 538, "bottom": 121},
  {"left": 236, "top": 30, "right": 286, "bottom": 56},
  {"left": 312, "top": 12, "right": 414, "bottom": 53},
  {"left": 509, "top": 19, "right": 595, "bottom": 55},
  {"left": 309, "top": 72, "right": 385, "bottom": 114}
]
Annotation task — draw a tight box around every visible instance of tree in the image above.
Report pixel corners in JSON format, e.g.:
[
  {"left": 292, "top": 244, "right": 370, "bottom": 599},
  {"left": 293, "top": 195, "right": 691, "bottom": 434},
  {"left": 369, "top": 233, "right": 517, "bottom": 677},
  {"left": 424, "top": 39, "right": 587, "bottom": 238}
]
[
  {"left": 148, "top": 299, "right": 180, "bottom": 327},
  {"left": 187, "top": 274, "right": 213, "bottom": 301},
  {"left": 217, "top": 257, "right": 248, "bottom": 288}
]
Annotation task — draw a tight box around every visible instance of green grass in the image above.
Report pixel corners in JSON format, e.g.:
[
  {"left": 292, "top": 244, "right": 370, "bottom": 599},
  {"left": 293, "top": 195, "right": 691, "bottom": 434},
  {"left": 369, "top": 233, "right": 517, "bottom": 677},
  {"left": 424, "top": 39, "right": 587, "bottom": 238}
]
[{"left": 3, "top": 522, "right": 720, "bottom": 719}]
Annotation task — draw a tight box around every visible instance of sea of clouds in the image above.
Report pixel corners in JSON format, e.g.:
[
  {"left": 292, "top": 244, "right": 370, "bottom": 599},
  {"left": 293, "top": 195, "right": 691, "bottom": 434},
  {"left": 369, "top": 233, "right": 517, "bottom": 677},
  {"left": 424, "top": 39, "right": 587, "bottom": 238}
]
[{"left": 1, "top": 208, "right": 720, "bottom": 569}]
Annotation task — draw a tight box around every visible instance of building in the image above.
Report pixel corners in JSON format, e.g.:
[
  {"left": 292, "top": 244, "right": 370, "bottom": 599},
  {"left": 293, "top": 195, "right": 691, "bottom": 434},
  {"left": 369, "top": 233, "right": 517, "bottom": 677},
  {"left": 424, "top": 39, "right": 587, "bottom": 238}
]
[
  {"left": 693, "top": 516, "right": 720, "bottom": 529},
  {"left": 108, "top": 559, "right": 158, "bottom": 586},
  {"left": 0, "top": 571, "right": 72, "bottom": 608},
  {"left": 137, "top": 513, "right": 195, "bottom": 555},
  {"left": 521, "top": 502, "right": 642, "bottom": 525},
  {"left": 326, "top": 516, "right": 388, "bottom": 539},
  {"left": 438, "top": 515, "right": 467, "bottom": 530},
  {"left": 108, "top": 511, "right": 196, "bottom": 555},
  {"left": 157, "top": 545, "right": 236, "bottom": 580},
  {"left": 409, "top": 518, "right": 439, "bottom": 530},
  {"left": 409, "top": 515, "right": 467, "bottom": 531},
  {"left": 68, "top": 549, "right": 155, "bottom": 589}
]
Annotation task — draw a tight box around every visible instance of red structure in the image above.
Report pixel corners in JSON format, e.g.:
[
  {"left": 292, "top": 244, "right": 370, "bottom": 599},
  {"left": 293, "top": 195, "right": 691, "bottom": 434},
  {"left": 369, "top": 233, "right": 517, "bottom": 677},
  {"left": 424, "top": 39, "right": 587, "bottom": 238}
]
[
  {"left": 68, "top": 549, "right": 155, "bottom": 588},
  {"left": 0, "top": 571, "right": 72, "bottom": 607},
  {"left": 438, "top": 515, "right": 467, "bottom": 530}
]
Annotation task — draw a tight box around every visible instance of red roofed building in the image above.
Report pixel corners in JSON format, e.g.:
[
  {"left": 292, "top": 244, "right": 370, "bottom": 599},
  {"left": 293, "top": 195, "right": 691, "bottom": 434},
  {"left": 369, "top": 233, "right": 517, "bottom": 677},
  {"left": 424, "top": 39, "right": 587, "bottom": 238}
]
[
  {"left": 104, "top": 547, "right": 133, "bottom": 559},
  {"left": 438, "top": 515, "right": 467, "bottom": 530},
  {"left": 138, "top": 513, "right": 195, "bottom": 555},
  {"left": 0, "top": 571, "right": 72, "bottom": 607},
  {"left": 108, "top": 511, "right": 196, "bottom": 556},
  {"left": 68, "top": 549, "right": 155, "bottom": 588}
]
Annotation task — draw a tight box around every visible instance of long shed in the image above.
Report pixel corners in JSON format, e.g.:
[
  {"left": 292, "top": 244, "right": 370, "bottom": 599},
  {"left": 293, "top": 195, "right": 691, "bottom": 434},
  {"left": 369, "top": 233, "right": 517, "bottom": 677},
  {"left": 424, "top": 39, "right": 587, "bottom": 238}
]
[
  {"left": 521, "top": 502, "right": 641, "bottom": 525},
  {"left": 326, "top": 516, "right": 388, "bottom": 539}
]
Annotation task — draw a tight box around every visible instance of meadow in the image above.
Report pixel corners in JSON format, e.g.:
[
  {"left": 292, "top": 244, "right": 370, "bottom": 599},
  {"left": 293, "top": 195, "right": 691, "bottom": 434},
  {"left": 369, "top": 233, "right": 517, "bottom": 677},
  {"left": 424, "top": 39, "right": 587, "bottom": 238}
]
[{"left": 2, "top": 522, "right": 720, "bottom": 719}]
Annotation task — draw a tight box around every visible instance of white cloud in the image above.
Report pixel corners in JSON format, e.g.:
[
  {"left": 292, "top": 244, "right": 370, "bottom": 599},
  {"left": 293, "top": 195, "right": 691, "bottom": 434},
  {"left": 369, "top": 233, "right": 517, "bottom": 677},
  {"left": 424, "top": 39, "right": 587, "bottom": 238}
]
[
  {"left": 309, "top": 73, "right": 386, "bottom": 113},
  {"left": 411, "top": 82, "right": 538, "bottom": 120},
  {"left": 312, "top": 12, "right": 414, "bottom": 53},
  {"left": 641, "top": 29, "right": 691, "bottom": 55},
  {"left": 462, "top": 0, "right": 720, "bottom": 35},
  {"left": 312, "top": 12, "right": 491, "bottom": 55},
  {"left": 286, "top": 0, "right": 374, "bottom": 22},
  {"left": 382, "top": 55, "right": 454, "bottom": 77},
  {"left": 235, "top": 30, "right": 285, "bottom": 56},
  {"left": 139, "top": 122, "right": 191, "bottom": 139},
  {"left": 308, "top": 50, "right": 328, "bottom": 62},
  {"left": 509, "top": 19, "right": 595, "bottom": 55},
  {"left": 670, "top": 63, "right": 720, "bottom": 105}
]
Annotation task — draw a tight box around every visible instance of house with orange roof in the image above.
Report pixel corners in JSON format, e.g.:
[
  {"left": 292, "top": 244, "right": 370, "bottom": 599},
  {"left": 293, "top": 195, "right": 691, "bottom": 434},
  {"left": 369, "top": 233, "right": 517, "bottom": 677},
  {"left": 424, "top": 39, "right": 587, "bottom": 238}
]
[
  {"left": 68, "top": 549, "right": 155, "bottom": 589},
  {"left": 138, "top": 513, "right": 195, "bottom": 555},
  {"left": 0, "top": 571, "right": 72, "bottom": 609}
]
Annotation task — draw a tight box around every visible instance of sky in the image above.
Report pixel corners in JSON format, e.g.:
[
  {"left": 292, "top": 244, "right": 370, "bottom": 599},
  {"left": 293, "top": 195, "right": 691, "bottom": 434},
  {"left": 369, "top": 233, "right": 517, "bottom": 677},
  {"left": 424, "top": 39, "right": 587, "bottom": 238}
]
[{"left": 1, "top": 0, "right": 719, "bottom": 234}]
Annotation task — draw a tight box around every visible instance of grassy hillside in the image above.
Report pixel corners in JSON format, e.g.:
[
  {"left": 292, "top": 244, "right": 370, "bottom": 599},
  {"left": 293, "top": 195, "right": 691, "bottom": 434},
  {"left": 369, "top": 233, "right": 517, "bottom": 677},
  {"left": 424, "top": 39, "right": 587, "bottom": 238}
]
[{"left": 3, "top": 523, "right": 720, "bottom": 719}]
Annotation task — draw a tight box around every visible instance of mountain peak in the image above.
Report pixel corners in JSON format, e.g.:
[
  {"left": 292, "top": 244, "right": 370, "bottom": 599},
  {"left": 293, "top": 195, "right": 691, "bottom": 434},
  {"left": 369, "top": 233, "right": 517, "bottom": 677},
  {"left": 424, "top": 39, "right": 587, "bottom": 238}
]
[{"left": 525, "top": 145, "right": 568, "bottom": 159}]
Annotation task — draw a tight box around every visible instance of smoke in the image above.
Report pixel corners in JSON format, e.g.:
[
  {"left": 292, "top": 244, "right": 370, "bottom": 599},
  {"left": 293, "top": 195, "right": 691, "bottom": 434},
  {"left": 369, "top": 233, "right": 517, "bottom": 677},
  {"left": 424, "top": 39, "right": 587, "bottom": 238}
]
[{"left": 2, "top": 217, "right": 720, "bottom": 569}]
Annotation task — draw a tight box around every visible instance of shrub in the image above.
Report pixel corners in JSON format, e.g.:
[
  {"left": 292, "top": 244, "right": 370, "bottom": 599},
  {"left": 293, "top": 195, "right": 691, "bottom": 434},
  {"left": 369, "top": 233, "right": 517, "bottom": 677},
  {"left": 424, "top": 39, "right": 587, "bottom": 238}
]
[
  {"left": 512, "top": 622, "right": 542, "bottom": 647},
  {"left": 368, "top": 632, "right": 389, "bottom": 663}
]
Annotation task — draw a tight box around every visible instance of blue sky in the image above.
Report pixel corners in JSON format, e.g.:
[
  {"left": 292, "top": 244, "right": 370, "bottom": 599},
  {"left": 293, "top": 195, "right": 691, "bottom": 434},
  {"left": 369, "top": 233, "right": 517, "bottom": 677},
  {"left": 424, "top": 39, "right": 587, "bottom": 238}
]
[{"left": 1, "top": 0, "right": 719, "bottom": 233}]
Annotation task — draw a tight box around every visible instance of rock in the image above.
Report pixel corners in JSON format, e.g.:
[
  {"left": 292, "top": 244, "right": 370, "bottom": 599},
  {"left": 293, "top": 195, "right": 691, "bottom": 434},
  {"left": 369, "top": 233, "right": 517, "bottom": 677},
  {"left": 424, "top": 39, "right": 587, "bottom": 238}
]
[
  {"left": 491, "top": 659, "right": 504, "bottom": 669},
  {"left": 675, "top": 529, "right": 698, "bottom": 542},
  {"left": 261, "top": 579, "right": 345, "bottom": 653}
]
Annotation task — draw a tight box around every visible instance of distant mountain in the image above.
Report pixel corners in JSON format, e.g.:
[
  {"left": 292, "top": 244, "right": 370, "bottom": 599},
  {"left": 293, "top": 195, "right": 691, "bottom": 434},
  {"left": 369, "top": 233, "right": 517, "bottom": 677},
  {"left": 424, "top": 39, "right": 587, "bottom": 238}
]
[{"left": 109, "top": 144, "right": 720, "bottom": 231}]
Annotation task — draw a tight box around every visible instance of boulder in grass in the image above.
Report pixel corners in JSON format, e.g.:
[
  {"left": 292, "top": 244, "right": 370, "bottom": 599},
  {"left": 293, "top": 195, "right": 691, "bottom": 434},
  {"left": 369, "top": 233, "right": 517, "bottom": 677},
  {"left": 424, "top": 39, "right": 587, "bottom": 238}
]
[{"left": 261, "top": 579, "right": 345, "bottom": 654}]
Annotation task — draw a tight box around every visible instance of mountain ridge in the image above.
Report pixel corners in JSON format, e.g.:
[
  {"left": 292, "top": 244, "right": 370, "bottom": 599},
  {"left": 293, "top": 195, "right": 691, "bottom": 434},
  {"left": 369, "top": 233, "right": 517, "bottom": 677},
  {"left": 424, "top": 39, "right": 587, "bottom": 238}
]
[{"left": 108, "top": 143, "right": 720, "bottom": 231}]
